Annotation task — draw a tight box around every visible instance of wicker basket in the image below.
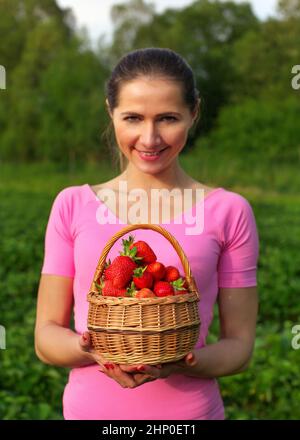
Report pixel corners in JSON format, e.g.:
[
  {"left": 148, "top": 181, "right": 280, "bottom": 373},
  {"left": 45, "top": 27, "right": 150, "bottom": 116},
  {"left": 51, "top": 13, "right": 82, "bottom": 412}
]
[{"left": 87, "top": 224, "right": 200, "bottom": 365}]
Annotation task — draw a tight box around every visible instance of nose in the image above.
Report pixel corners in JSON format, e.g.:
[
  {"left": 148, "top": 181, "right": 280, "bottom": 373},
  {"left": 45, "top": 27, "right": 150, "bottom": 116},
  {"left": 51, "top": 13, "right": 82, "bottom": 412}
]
[{"left": 139, "top": 122, "right": 162, "bottom": 149}]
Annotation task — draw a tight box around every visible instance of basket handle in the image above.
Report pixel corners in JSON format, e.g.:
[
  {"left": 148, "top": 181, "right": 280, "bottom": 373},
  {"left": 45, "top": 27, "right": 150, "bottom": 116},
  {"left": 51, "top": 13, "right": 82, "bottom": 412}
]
[{"left": 89, "top": 223, "right": 200, "bottom": 300}]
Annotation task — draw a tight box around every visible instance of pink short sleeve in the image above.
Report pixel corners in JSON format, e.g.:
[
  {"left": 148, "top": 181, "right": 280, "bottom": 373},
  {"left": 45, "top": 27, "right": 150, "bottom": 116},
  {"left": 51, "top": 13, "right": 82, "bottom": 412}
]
[
  {"left": 41, "top": 188, "right": 75, "bottom": 278},
  {"left": 218, "top": 195, "right": 259, "bottom": 288}
]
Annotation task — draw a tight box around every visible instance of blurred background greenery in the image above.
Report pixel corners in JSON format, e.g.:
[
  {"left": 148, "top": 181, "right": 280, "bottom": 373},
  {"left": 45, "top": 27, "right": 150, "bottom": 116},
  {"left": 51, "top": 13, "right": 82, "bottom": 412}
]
[{"left": 0, "top": 0, "right": 299, "bottom": 420}]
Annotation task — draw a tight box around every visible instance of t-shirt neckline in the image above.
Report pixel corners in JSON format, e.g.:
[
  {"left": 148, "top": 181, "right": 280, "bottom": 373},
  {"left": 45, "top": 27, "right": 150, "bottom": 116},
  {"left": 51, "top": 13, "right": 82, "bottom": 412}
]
[{"left": 84, "top": 183, "right": 224, "bottom": 225}]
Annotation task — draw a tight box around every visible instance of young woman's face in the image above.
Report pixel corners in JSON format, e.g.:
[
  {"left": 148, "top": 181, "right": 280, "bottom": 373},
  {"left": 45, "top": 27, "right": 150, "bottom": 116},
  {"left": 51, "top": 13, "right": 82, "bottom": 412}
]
[{"left": 107, "top": 76, "right": 198, "bottom": 174}]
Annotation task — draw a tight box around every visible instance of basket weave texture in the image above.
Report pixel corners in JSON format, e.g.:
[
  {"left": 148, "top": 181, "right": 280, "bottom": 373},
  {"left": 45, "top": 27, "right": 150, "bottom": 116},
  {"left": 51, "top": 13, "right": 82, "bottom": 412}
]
[{"left": 87, "top": 224, "right": 201, "bottom": 365}]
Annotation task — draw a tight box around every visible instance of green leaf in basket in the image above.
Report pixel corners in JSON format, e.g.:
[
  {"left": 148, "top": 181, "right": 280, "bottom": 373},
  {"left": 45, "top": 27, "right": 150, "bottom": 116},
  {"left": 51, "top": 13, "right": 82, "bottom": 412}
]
[
  {"left": 126, "top": 281, "right": 137, "bottom": 297},
  {"left": 94, "top": 281, "right": 103, "bottom": 293},
  {"left": 171, "top": 278, "right": 186, "bottom": 291},
  {"left": 120, "top": 235, "right": 143, "bottom": 263}
]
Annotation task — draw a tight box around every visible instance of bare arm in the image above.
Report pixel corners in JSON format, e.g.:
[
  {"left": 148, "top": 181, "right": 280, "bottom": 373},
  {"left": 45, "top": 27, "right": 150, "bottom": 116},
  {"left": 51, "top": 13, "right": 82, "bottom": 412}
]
[
  {"left": 126, "top": 286, "right": 259, "bottom": 380},
  {"left": 184, "top": 286, "right": 259, "bottom": 378},
  {"left": 34, "top": 274, "right": 94, "bottom": 368}
]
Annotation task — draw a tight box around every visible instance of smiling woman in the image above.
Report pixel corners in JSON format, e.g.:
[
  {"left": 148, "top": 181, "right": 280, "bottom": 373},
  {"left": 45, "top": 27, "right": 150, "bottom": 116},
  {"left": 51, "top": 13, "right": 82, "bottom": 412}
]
[{"left": 35, "top": 47, "right": 260, "bottom": 421}]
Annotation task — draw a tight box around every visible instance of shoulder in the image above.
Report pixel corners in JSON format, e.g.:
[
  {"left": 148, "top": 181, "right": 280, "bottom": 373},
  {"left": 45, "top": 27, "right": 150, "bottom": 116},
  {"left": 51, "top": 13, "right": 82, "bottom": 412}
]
[
  {"left": 208, "top": 188, "right": 258, "bottom": 236},
  {"left": 50, "top": 184, "right": 92, "bottom": 217},
  {"left": 209, "top": 187, "right": 255, "bottom": 214}
]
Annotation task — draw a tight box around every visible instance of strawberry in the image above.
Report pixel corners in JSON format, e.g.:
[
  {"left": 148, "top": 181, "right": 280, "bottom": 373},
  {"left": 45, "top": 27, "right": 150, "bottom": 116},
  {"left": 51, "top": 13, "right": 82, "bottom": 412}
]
[
  {"left": 146, "top": 262, "right": 166, "bottom": 281},
  {"left": 134, "top": 288, "right": 156, "bottom": 298},
  {"left": 127, "top": 235, "right": 157, "bottom": 265},
  {"left": 101, "top": 279, "right": 127, "bottom": 297},
  {"left": 132, "top": 266, "right": 153, "bottom": 289},
  {"left": 153, "top": 281, "right": 174, "bottom": 297},
  {"left": 164, "top": 266, "right": 180, "bottom": 282},
  {"left": 104, "top": 255, "right": 137, "bottom": 288}
]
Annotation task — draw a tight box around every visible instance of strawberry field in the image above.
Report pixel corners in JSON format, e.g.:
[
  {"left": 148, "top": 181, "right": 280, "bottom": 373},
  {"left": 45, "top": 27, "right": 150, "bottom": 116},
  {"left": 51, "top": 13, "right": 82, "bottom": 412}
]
[{"left": 1, "top": 162, "right": 300, "bottom": 419}]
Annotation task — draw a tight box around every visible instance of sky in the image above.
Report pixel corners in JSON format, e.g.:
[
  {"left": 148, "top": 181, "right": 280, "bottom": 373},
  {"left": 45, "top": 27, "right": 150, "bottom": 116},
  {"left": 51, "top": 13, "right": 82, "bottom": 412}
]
[{"left": 56, "top": 0, "right": 278, "bottom": 47}]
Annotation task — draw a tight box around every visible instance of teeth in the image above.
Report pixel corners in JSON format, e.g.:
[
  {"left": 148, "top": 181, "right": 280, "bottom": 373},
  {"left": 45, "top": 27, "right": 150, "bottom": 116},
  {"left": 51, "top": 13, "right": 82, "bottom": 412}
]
[
  {"left": 139, "top": 149, "right": 165, "bottom": 156},
  {"left": 142, "top": 152, "right": 160, "bottom": 156}
]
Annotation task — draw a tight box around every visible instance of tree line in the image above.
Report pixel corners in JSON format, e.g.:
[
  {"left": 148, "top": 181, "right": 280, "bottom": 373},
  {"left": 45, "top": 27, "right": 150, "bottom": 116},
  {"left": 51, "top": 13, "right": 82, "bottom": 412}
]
[{"left": 0, "top": 0, "right": 299, "bottom": 167}]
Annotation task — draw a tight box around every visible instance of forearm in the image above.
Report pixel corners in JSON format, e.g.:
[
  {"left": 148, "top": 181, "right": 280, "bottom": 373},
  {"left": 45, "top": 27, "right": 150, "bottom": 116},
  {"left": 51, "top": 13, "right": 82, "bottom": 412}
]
[
  {"left": 177, "top": 338, "right": 253, "bottom": 379},
  {"left": 35, "top": 322, "right": 94, "bottom": 368}
]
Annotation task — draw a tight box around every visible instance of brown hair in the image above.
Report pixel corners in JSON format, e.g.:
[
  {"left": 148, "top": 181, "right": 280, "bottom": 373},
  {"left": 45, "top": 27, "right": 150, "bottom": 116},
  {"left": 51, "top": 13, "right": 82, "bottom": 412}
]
[{"left": 102, "top": 47, "right": 200, "bottom": 172}]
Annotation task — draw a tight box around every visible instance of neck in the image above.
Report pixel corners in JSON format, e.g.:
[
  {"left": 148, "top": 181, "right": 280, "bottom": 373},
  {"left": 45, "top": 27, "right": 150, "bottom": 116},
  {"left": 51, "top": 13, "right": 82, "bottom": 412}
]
[{"left": 119, "top": 159, "right": 193, "bottom": 192}]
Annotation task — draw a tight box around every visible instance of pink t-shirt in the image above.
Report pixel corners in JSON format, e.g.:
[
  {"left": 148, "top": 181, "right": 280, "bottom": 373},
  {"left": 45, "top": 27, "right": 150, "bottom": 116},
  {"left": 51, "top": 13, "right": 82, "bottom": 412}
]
[{"left": 40, "top": 183, "right": 259, "bottom": 420}]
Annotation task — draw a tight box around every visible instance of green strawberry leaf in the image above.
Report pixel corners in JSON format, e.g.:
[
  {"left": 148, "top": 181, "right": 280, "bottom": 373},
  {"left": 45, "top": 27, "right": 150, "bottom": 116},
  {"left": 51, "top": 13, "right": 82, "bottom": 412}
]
[{"left": 171, "top": 278, "right": 186, "bottom": 290}]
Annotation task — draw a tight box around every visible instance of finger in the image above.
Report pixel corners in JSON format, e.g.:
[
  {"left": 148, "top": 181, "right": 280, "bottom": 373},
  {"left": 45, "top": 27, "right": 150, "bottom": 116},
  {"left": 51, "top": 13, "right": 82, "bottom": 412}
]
[
  {"left": 103, "top": 363, "right": 137, "bottom": 388},
  {"left": 135, "top": 365, "right": 161, "bottom": 377},
  {"left": 132, "top": 373, "right": 157, "bottom": 387},
  {"left": 185, "top": 352, "right": 197, "bottom": 367}
]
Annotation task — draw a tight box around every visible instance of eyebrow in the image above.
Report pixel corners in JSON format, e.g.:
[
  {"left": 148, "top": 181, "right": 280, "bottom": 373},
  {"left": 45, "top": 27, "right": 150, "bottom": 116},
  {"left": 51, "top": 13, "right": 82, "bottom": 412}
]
[{"left": 120, "top": 111, "right": 181, "bottom": 117}]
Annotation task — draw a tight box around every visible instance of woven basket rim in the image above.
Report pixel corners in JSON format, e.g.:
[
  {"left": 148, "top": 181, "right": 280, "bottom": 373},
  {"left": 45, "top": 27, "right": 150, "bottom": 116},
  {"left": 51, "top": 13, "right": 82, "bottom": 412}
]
[{"left": 87, "top": 289, "right": 199, "bottom": 305}]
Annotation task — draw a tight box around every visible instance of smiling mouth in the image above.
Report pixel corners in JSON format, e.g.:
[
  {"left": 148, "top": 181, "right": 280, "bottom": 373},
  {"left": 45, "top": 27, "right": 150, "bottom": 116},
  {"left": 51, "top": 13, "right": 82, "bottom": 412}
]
[{"left": 134, "top": 147, "right": 168, "bottom": 156}]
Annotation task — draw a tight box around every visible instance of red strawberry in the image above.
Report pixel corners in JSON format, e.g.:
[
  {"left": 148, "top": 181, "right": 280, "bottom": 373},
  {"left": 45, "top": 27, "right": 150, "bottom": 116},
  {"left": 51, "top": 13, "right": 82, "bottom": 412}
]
[
  {"left": 153, "top": 281, "right": 174, "bottom": 297},
  {"left": 101, "top": 279, "right": 127, "bottom": 297},
  {"left": 164, "top": 266, "right": 180, "bottom": 282},
  {"left": 133, "top": 266, "right": 153, "bottom": 289},
  {"left": 104, "top": 255, "right": 137, "bottom": 288},
  {"left": 134, "top": 288, "right": 156, "bottom": 298},
  {"left": 128, "top": 236, "right": 157, "bottom": 265},
  {"left": 146, "top": 262, "right": 166, "bottom": 281}
]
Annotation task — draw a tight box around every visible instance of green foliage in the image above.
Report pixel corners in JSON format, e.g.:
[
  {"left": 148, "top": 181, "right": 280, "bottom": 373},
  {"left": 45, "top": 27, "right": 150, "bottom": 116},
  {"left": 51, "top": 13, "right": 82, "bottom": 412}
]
[
  {"left": 0, "top": 0, "right": 110, "bottom": 164},
  {"left": 0, "top": 163, "right": 300, "bottom": 419},
  {"left": 199, "top": 97, "right": 300, "bottom": 164}
]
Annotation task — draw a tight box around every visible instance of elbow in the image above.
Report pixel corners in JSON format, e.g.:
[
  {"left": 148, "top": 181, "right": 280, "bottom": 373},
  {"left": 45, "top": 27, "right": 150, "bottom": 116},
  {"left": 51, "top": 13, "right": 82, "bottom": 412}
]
[
  {"left": 236, "top": 351, "right": 254, "bottom": 374},
  {"left": 35, "top": 345, "right": 51, "bottom": 365},
  {"left": 34, "top": 337, "right": 54, "bottom": 366}
]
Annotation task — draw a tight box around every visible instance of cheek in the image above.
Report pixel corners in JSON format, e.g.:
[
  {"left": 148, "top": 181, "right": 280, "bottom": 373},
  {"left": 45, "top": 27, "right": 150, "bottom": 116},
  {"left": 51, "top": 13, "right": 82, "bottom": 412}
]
[{"left": 165, "top": 126, "right": 189, "bottom": 146}]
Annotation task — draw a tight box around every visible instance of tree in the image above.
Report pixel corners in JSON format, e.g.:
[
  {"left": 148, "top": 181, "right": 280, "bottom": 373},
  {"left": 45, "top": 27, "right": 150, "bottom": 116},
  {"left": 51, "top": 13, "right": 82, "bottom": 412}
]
[
  {"left": 101, "top": 0, "right": 155, "bottom": 68},
  {"left": 277, "top": 0, "right": 300, "bottom": 18},
  {"left": 129, "top": 0, "right": 260, "bottom": 137}
]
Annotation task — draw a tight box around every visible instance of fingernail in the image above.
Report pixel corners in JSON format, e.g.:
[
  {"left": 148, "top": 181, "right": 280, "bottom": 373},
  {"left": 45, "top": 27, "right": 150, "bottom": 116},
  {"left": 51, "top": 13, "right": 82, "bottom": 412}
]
[
  {"left": 137, "top": 365, "right": 145, "bottom": 372},
  {"left": 104, "top": 363, "right": 114, "bottom": 370}
]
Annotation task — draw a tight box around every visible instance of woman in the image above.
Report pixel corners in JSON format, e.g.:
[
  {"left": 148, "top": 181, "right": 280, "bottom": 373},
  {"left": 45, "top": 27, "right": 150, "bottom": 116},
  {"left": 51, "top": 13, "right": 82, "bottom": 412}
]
[{"left": 35, "top": 48, "right": 259, "bottom": 420}]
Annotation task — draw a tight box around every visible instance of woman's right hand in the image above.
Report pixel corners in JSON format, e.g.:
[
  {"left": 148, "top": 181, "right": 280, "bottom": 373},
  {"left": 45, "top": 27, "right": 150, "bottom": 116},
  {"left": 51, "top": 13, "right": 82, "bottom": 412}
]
[{"left": 78, "top": 331, "right": 152, "bottom": 388}]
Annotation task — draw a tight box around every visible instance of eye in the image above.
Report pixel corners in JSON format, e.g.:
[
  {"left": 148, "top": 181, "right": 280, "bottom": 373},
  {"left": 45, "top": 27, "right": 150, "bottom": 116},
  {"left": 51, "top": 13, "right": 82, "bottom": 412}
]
[
  {"left": 123, "top": 116, "right": 140, "bottom": 122},
  {"left": 160, "top": 116, "right": 177, "bottom": 122},
  {"left": 123, "top": 115, "right": 178, "bottom": 123}
]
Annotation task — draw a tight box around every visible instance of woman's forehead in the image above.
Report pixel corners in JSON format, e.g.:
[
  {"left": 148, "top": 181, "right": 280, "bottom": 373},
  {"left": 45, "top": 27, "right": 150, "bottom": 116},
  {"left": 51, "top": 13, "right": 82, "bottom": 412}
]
[{"left": 117, "top": 77, "right": 185, "bottom": 109}]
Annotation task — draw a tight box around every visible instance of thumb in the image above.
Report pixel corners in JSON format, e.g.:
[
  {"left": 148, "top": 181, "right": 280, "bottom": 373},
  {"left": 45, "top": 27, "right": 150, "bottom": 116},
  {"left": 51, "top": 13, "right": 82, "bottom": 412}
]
[
  {"left": 79, "top": 331, "right": 92, "bottom": 352},
  {"left": 185, "top": 351, "right": 197, "bottom": 367}
]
